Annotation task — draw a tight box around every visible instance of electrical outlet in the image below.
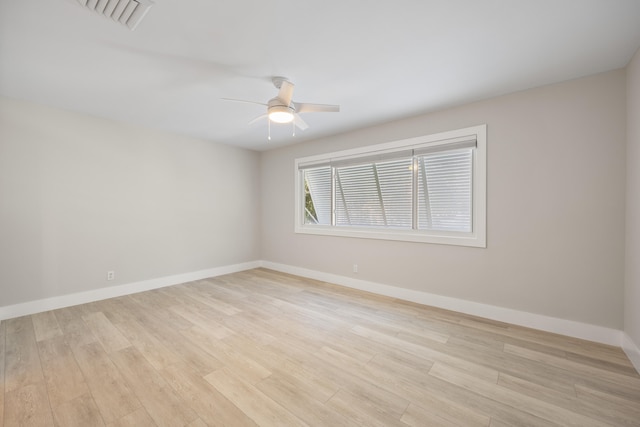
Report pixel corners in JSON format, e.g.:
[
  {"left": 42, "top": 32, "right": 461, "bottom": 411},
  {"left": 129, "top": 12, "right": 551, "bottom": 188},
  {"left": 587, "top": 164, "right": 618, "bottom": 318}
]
[
  {"left": 353, "top": 264, "right": 358, "bottom": 273},
  {"left": 107, "top": 271, "right": 115, "bottom": 281}
]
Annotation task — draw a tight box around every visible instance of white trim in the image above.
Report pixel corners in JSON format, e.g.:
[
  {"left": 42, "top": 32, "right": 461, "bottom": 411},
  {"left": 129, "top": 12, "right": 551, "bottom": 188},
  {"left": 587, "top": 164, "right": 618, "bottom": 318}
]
[
  {"left": 0, "top": 261, "right": 260, "bottom": 321},
  {"left": 260, "top": 261, "right": 623, "bottom": 347},
  {"left": 294, "top": 124, "right": 487, "bottom": 248},
  {"left": 0, "top": 259, "right": 628, "bottom": 355},
  {"left": 623, "top": 333, "right": 640, "bottom": 373}
]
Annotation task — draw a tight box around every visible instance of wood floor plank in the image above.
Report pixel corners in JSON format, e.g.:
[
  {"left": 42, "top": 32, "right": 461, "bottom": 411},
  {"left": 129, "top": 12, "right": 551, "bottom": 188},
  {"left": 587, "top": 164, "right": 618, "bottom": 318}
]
[
  {"left": 366, "top": 353, "right": 492, "bottom": 426},
  {"left": 53, "top": 307, "right": 99, "bottom": 349},
  {"left": 51, "top": 393, "right": 105, "bottom": 427},
  {"left": 105, "top": 408, "right": 156, "bottom": 427},
  {"left": 123, "top": 294, "right": 194, "bottom": 331},
  {"left": 109, "top": 347, "right": 198, "bottom": 427},
  {"left": 218, "top": 312, "right": 278, "bottom": 346},
  {"left": 499, "top": 372, "right": 640, "bottom": 427},
  {"left": 404, "top": 324, "right": 585, "bottom": 396},
  {"left": 71, "top": 342, "right": 142, "bottom": 423},
  {"left": 158, "top": 288, "right": 222, "bottom": 318},
  {"left": 170, "top": 306, "right": 234, "bottom": 339},
  {"left": 367, "top": 350, "right": 435, "bottom": 385},
  {"left": 130, "top": 288, "right": 177, "bottom": 310},
  {"left": 37, "top": 335, "right": 90, "bottom": 408},
  {"left": 100, "top": 303, "right": 182, "bottom": 371},
  {"left": 159, "top": 362, "right": 259, "bottom": 427},
  {"left": 489, "top": 418, "right": 516, "bottom": 427},
  {"left": 144, "top": 324, "right": 223, "bottom": 376},
  {"left": 229, "top": 338, "right": 341, "bottom": 403},
  {"left": 325, "top": 387, "right": 407, "bottom": 427},
  {"left": 504, "top": 343, "right": 640, "bottom": 393},
  {"left": 259, "top": 328, "right": 378, "bottom": 391},
  {"left": 258, "top": 334, "right": 417, "bottom": 419},
  {"left": 180, "top": 326, "right": 271, "bottom": 385},
  {"left": 31, "top": 311, "right": 63, "bottom": 342},
  {"left": 2, "top": 269, "right": 639, "bottom": 426},
  {"left": 575, "top": 383, "right": 640, "bottom": 425},
  {"left": 567, "top": 349, "right": 640, "bottom": 376},
  {"left": 401, "top": 402, "right": 487, "bottom": 427},
  {"left": 193, "top": 277, "right": 249, "bottom": 300},
  {"left": 204, "top": 369, "right": 308, "bottom": 427},
  {"left": 175, "top": 283, "right": 243, "bottom": 316},
  {"left": 318, "top": 346, "right": 410, "bottom": 418},
  {"left": 4, "top": 383, "right": 54, "bottom": 427},
  {"left": 461, "top": 316, "right": 632, "bottom": 366},
  {"left": 507, "top": 328, "right": 632, "bottom": 366},
  {"left": 82, "top": 311, "right": 131, "bottom": 353},
  {"left": 350, "top": 324, "right": 500, "bottom": 384},
  {"left": 429, "top": 361, "right": 611, "bottom": 427},
  {"left": 105, "top": 296, "right": 224, "bottom": 376},
  {"left": 255, "top": 374, "right": 360, "bottom": 427},
  {"left": 3, "top": 317, "right": 44, "bottom": 393},
  {"left": 186, "top": 419, "right": 207, "bottom": 427},
  {"left": 424, "top": 374, "right": 558, "bottom": 426}
]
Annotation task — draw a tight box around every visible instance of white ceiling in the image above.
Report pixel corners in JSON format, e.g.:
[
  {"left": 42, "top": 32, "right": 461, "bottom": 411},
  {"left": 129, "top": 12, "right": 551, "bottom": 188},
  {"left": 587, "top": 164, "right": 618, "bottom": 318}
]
[{"left": 1, "top": 1, "right": 640, "bottom": 151}]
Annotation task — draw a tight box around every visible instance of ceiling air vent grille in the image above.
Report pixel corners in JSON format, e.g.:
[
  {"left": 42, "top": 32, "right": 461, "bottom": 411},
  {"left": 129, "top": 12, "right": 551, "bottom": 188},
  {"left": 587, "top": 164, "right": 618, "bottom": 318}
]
[{"left": 76, "top": 0, "right": 153, "bottom": 31}]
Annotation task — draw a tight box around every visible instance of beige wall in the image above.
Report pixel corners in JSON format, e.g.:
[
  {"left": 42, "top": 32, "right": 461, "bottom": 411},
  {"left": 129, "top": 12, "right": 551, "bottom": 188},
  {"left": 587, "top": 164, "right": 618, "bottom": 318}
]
[
  {"left": 0, "top": 68, "right": 630, "bottom": 333},
  {"left": 626, "top": 48, "right": 640, "bottom": 345},
  {"left": 260, "top": 70, "right": 627, "bottom": 329},
  {"left": 0, "top": 97, "right": 260, "bottom": 307}
]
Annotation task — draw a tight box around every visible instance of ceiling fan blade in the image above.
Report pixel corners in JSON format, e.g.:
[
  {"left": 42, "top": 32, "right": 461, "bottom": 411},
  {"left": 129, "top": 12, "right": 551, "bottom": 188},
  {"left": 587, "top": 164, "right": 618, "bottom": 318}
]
[
  {"left": 295, "top": 102, "right": 340, "bottom": 113},
  {"left": 248, "top": 114, "right": 268, "bottom": 125},
  {"left": 277, "top": 80, "right": 295, "bottom": 106},
  {"left": 294, "top": 114, "right": 309, "bottom": 131},
  {"left": 221, "top": 98, "right": 267, "bottom": 107}
]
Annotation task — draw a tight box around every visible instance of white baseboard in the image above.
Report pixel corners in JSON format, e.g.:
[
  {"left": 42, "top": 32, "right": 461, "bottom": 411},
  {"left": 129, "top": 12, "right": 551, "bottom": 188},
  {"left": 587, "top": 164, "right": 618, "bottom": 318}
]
[
  {"left": 623, "top": 333, "right": 640, "bottom": 373},
  {"left": 0, "top": 259, "right": 626, "bottom": 351},
  {"left": 259, "top": 261, "right": 624, "bottom": 347},
  {"left": 0, "top": 261, "right": 261, "bottom": 321}
]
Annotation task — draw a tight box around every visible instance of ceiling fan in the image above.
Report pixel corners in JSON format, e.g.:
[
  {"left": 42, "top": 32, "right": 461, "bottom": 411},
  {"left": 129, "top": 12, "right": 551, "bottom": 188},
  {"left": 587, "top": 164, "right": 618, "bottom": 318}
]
[{"left": 222, "top": 77, "right": 340, "bottom": 139}]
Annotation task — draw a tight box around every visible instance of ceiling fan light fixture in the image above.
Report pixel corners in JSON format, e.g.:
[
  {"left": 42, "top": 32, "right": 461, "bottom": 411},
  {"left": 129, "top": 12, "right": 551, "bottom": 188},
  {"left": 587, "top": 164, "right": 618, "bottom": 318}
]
[
  {"left": 222, "top": 78, "right": 339, "bottom": 138},
  {"left": 268, "top": 105, "right": 295, "bottom": 123}
]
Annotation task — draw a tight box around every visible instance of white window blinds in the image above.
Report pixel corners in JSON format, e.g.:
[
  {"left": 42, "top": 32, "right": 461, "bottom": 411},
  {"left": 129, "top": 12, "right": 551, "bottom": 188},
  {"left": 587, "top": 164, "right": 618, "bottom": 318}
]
[
  {"left": 297, "top": 125, "right": 486, "bottom": 247},
  {"left": 335, "top": 158, "right": 413, "bottom": 228},
  {"left": 417, "top": 149, "right": 473, "bottom": 232},
  {"left": 302, "top": 140, "right": 474, "bottom": 232},
  {"left": 303, "top": 166, "right": 331, "bottom": 225}
]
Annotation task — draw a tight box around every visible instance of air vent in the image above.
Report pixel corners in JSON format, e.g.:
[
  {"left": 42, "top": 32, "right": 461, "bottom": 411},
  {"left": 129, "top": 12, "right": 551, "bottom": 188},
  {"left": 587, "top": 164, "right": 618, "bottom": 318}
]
[{"left": 76, "top": 0, "right": 153, "bottom": 31}]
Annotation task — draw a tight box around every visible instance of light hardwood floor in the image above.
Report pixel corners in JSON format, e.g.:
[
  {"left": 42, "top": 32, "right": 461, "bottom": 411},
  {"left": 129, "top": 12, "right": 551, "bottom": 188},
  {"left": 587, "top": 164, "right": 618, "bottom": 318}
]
[{"left": 1, "top": 268, "right": 639, "bottom": 426}]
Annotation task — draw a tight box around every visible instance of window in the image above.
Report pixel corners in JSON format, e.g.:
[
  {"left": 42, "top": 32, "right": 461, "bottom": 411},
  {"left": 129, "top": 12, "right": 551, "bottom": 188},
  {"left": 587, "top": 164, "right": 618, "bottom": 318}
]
[{"left": 295, "top": 125, "right": 486, "bottom": 247}]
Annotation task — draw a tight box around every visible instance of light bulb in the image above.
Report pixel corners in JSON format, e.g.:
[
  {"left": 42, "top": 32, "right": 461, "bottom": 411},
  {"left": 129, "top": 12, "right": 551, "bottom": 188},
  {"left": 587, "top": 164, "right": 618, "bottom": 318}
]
[
  {"left": 269, "top": 111, "right": 294, "bottom": 123},
  {"left": 268, "top": 105, "right": 295, "bottom": 123}
]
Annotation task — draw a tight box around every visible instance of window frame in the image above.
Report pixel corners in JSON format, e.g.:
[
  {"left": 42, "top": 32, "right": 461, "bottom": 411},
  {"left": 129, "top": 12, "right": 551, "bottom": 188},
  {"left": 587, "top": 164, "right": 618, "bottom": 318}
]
[{"left": 294, "top": 125, "right": 487, "bottom": 248}]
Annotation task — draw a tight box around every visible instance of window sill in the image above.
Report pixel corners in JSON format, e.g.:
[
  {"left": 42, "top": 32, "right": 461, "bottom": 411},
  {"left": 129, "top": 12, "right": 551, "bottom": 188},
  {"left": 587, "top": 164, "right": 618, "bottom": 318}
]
[{"left": 295, "top": 225, "right": 486, "bottom": 248}]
